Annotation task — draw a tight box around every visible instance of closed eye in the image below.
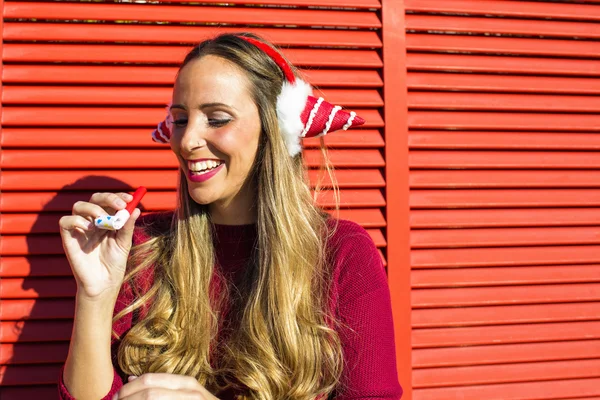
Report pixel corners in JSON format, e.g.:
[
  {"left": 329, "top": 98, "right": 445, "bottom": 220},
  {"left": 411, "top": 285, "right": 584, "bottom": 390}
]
[
  {"left": 173, "top": 118, "right": 231, "bottom": 128},
  {"left": 208, "top": 119, "right": 232, "bottom": 128},
  {"left": 173, "top": 118, "right": 188, "bottom": 127}
]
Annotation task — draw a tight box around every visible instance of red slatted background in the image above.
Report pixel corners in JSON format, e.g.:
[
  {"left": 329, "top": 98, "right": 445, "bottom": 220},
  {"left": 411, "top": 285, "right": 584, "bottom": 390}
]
[
  {"left": 0, "top": 1, "right": 390, "bottom": 398},
  {"left": 405, "top": 1, "right": 600, "bottom": 399}
]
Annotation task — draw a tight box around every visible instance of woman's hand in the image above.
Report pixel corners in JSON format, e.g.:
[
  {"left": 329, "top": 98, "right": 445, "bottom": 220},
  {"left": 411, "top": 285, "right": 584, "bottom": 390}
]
[
  {"left": 59, "top": 192, "right": 141, "bottom": 300},
  {"left": 112, "top": 373, "right": 220, "bottom": 400}
]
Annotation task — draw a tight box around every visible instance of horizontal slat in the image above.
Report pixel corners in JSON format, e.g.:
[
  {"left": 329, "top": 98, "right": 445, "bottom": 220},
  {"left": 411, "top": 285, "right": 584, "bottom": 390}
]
[
  {"left": 409, "top": 92, "right": 600, "bottom": 113},
  {"left": 1, "top": 320, "right": 72, "bottom": 342},
  {"left": 3, "top": 23, "right": 382, "bottom": 48},
  {"left": 412, "top": 227, "right": 600, "bottom": 248},
  {"left": 411, "top": 208, "right": 600, "bottom": 229},
  {"left": 0, "top": 169, "right": 386, "bottom": 191},
  {"left": 2, "top": 65, "right": 383, "bottom": 87},
  {"left": 411, "top": 189, "right": 600, "bottom": 208},
  {"left": 413, "top": 378, "right": 600, "bottom": 400},
  {"left": 0, "top": 208, "right": 385, "bottom": 235},
  {"left": 412, "top": 265, "right": 600, "bottom": 288},
  {"left": 0, "top": 257, "right": 72, "bottom": 278},
  {"left": 405, "top": 0, "right": 600, "bottom": 22},
  {"left": 407, "top": 33, "right": 600, "bottom": 58},
  {"left": 408, "top": 73, "right": 600, "bottom": 95},
  {"left": 410, "top": 151, "right": 600, "bottom": 169},
  {"left": 410, "top": 171, "right": 600, "bottom": 188},
  {"left": 413, "top": 340, "right": 600, "bottom": 368},
  {"left": 413, "top": 302, "right": 600, "bottom": 328},
  {"left": 407, "top": 53, "right": 600, "bottom": 77},
  {"left": 145, "top": 0, "right": 381, "bottom": 7},
  {"left": 3, "top": 44, "right": 383, "bottom": 67},
  {"left": 0, "top": 149, "right": 384, "bottom": 168},
  {"left": 406, "top": 14, "right": 600, "bottom": 39},
  {"left": 4, "top": 2, "right": 381, "bottom": 28},
  {"left": 413, "top": 359, "right": 600, "bottom": 389},
  {"left": 0, "top": 249, "right": 388, "bottom": 277},
  {"left": 413, "top": 321, "right": 600, "bottom": 348},
  {"left": 1, "top": 128, "right": 384, "bottom": 148},
  {"left": 1, "top": 343, "right": 68, "bottom": 364},
  {"left": 409, "top": 112, "right": 600, "bottom": 131},
  {"left": 1, "top": 107, "right": 383, "bottom": 127},
  {"left": 412, "top": 284, "right": 600, "bottom": 308},
  {"left": 0, "top": 364, "right": 63, "bottom": 386},
  {"left": 2, "top": 86, "right": 383, "bottom": 108},
  {"left": 409, "top": 132, "right": 600, "bottom": 150},
  {"left": 1, "top": 278, "right": 75, "bottom": 299},
  {"left": 0, "top": 227, "right": 385, "bottom": 255},
  {"left": 1, "top": 299, "right": 74, "bottom": 320},
  {"left": 1, "top": 189, "right": 386, "bottom": 212},
  {"left": 412, "top": 245, "right": 600, "bottom": 268}
]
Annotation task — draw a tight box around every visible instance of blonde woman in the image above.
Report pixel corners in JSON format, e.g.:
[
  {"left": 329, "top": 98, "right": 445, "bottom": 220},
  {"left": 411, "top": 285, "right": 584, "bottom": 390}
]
[{"left": 58, "top": 33, "right": 402, "bottom": 400}]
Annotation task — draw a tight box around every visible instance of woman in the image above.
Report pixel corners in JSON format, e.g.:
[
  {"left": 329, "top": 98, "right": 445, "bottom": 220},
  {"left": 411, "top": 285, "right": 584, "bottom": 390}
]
[{"left": 58, "top": 33, "right": 402, "bottom": 400}]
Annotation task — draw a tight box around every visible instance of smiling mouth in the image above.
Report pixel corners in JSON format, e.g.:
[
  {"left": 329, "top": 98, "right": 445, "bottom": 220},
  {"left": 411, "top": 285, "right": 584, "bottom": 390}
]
[{"left": 187, "top": 160, "right": 223, "bottom": 176}]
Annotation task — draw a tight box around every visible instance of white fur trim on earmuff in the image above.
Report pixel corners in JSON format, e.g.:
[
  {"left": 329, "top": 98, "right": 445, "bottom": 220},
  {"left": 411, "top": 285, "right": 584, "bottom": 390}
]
[{"left": 276, "top": 79, "right": 313, "bottom": 157}]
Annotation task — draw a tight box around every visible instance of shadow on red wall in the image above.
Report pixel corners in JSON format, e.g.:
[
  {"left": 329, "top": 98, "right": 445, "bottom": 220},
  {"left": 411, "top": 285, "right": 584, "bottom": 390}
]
[{"left": 1, "top": 176, "right": 144, "bottom": 399}]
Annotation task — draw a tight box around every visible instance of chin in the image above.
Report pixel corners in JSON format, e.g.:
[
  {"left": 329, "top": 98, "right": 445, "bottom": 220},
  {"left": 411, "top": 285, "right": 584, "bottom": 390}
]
[{"left": 187, "top": 188, "right": 219, "bottom": 206}]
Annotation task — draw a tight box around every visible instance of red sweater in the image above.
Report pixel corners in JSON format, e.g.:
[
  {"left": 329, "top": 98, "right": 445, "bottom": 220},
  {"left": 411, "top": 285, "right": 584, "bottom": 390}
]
[{"left": 58, "top": 213, "right": 402, "bottom": 399}]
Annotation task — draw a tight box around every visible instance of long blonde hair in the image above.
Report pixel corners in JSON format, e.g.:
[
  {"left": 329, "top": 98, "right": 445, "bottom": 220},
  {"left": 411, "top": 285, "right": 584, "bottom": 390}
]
[{"left": 113, "top": 33, "right": 343, "bottom": 399}]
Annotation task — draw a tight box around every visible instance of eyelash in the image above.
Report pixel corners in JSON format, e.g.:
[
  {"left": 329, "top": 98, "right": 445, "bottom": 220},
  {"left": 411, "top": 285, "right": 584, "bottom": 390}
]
[{"left": 173, "top": 119, "right": 231, "bottom": 128}]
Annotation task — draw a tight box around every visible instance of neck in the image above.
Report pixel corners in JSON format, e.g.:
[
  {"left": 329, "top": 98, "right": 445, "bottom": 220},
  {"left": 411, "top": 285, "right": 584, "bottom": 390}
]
[{"left": 209, "top": 185, "right": 256, "bottom": 226}]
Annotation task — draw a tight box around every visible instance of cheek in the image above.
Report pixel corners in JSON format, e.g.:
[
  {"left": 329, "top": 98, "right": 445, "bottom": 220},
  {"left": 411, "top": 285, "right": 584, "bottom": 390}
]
[{"left": 220, "top": 126, "right": 260, "bottom": 165}]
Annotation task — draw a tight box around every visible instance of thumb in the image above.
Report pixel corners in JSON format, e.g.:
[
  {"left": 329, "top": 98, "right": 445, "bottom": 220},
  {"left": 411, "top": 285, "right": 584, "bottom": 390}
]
[{"left": 116, "top": 208, "right": 141, "bottom": 250}]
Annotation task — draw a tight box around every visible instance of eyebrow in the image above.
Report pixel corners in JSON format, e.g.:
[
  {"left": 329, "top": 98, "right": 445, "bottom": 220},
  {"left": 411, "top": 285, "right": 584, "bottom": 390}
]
[{"left": 169, "top": 103, "right": 236, "bottom": 111}]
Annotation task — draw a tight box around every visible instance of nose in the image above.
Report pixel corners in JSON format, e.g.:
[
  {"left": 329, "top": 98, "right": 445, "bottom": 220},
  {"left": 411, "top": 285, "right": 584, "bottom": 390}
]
[{"left": 178, "top": 116, "right": 208, "bottom": 154}]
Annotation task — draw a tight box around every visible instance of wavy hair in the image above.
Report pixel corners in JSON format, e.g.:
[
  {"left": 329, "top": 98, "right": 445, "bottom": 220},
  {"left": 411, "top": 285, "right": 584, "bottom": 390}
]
[{"left": 113, "top": 33, "right": 343, "bottom": 399}]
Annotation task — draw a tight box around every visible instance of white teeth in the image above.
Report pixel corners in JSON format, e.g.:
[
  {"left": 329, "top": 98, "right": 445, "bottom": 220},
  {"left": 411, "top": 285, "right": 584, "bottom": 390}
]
[{"left": 188, "top": 160, "right": 221, "bottom": 172}]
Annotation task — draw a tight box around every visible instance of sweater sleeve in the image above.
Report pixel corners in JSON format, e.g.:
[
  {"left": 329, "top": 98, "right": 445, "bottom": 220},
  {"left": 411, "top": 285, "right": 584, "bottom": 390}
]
[
  {"left": 329, "top": 220, "right": 403, "bottom": 399},
  {"left": 57, "top": 214, "right": 162, "bottom": 400}
]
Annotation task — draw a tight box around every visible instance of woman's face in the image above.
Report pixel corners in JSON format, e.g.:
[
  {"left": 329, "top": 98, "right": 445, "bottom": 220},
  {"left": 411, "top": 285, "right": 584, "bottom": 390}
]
[{"left": 170, "top": 55, "right": 261, "bottom": 215}]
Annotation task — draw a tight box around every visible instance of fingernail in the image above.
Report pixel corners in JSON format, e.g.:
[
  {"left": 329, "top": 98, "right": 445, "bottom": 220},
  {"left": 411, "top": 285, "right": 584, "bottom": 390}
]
[
  {"left": 111, "top": 394, "right": 118, "bottom": 400},
  {"left": 116, "top": 199, "right": 127, "bottom": 208},
  {"left": 128, "top": 375, "right": 137, "bottom": 381},
  {"left": 125, "top": 193, "right": 134, "bottom": 201},
  {"left": 86, "top": 220, "right": 95, "bottom": 230}
]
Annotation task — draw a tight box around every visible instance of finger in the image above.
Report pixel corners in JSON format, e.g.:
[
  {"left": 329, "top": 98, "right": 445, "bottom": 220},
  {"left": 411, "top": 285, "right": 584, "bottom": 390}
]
[
  {"left": 72, "top": 201, "right": 110, "bottom": 220},
  {"left": 59, "top": 215, "right": 95, "bottom": 232},
  {"left": 116, "top": 192, "right": 134, "bottom": 202},
  {"left": 116, "top": 373, "right": 202, "bottom": 398},
  {"left": 116, "top": 208, "right": 141, "bottom": 251},
  {"left": 89, "top": 192, "right": 129, "bottom": 211},
  {"left": 117, "top": 387, "right": 203, "bottom": 400}
]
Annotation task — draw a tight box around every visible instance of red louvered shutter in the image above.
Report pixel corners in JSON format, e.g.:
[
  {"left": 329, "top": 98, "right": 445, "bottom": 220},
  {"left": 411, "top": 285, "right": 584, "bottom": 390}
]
[
  {"left": 405, "top": 1, "right": 600, "bottom": 399},
  {"left": 0, "top": 1, "right": 389, "bottom": 398}
]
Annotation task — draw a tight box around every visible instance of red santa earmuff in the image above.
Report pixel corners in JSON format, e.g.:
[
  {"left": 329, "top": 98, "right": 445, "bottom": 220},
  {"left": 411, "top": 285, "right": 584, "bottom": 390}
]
[{"left": 151, "top": 35, "right": 365, "bottom": 157}]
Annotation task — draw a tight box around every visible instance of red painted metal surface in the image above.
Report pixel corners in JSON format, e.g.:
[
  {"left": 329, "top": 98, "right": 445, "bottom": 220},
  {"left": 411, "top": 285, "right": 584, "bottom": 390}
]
[
  {"left": 3, "top": 44, "right": 383, "bottom": 67},
  {"left": 405, "top": 1, "right": 600, "bottom": 398},
  {"left": 4, "top": 23, "right": 382, "bottom": 47},
  {"left": 3, "top": 65, "right": 383, "bottom": 87},
  {"left": 382, "top": 0, "right": 412, "bottom": 397},
  {"left": 4, "top": 2, "right": 381, "bottom": 28},
  {"left": 0, "top": 1, "right": 391, "bottom": 397},
  {"left": 405, "top": 0, "right": 600, "bottom": 21},
  {"left": 5, "top": 0, "right": 600, "bottom": 398}
]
